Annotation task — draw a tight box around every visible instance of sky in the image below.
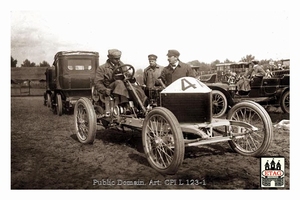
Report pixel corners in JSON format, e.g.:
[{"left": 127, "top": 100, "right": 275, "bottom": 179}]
[{"left": 9, "top": 1, "right": 291, "bottom": 69}]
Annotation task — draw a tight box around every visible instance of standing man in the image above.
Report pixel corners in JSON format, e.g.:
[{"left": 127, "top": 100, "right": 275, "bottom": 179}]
[
  {"left": 143, "top": 54, "right": 163, "bottom": 89},
  {"left": 160, "top": 49, "right": 195, "bottom": 86}
]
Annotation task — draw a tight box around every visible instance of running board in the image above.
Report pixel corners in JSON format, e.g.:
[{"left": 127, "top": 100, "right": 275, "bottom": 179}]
[
  {"left": 234, "top": 96, "right": 273, "bottom": 103},
  {"left": 185, "top": 136, "right": 233, "bottom": 146}
]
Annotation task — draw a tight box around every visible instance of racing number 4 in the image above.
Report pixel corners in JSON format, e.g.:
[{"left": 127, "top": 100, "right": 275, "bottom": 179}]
[{"left": 181, "top": 78, "right": 196, "bottom": 91}]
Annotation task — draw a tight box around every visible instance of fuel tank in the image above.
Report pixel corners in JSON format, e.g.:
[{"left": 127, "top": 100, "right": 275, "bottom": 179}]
[{"left": 160, "top": 77, "right": 212, "bottom": 123}]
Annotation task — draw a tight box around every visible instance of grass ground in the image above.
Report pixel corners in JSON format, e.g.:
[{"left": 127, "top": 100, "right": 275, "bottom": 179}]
[{"left": 11, "top": 96, "right": 290, "bottom": 189}]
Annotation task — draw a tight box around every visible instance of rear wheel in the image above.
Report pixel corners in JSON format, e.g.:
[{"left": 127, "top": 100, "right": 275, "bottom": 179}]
[
  {"left": 212, "top": 90, "right": 227, "bottom": 117},
  {"left": 142, "top": 107, "right": 184, "bottom": 175},
  {"left": 43, "top": 93, "right": 47, "bottom": 106},
  {"left": 51, "top": 93, "right": 56, "bottom": 114},
  {"left": 227, "top": 100, "right": 273, "bottom": 156},
  {"left": 280, "top": 90, "right": 289, "bottom": 113},
  {"left": 74, "top": 97, "right": 97, "bottom": 144}
]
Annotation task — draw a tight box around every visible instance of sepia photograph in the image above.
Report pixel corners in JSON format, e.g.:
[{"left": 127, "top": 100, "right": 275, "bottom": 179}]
[{"left": 4, "top": 0, "right": 299, "bottom": 198}]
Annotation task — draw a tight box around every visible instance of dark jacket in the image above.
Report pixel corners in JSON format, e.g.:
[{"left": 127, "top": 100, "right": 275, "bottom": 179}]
[
  {"left": 94, "top": 60, "right": 125, "bottom": 93},
  {"left": 94, "top": 60, "right": 146, "bottom": 103},
  {"left": 143, "top": 64, "right": 163, "bottom": 88},
  {"left": 160, "top": 61, "right": 195, "bottom": 86}
]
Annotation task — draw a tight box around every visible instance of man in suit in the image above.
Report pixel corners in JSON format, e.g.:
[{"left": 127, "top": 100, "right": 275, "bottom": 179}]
[{"left": 160, "top": 49, "right": 195, "bottom": 86}]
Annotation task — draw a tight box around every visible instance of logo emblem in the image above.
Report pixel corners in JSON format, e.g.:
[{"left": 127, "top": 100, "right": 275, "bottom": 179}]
[{"left": 260, "top": 157, "right": 285, "bottom": 187}]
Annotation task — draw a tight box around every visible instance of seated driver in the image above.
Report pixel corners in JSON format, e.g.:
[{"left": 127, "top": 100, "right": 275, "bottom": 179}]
[
  {"left": 236, "top": 60, "right": 266, "bottom": 92},
  {"left": 94, "top": 49, "right": 147, "bottom": 106},
  {"left": 248, "top": 60, "right": 266, "bottom": 77}
]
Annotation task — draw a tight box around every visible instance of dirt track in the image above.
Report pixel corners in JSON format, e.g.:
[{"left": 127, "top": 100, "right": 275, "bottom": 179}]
[{"left": 11, "top": 96, "right": 290, "bottom": 189}]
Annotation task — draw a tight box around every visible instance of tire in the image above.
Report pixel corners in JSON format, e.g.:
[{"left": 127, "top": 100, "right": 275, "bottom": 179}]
[
  {"left": 43, "top": 93, "right": 47, "bottom": 106},
  {"left": 142, "top": 107, "right": 184, "bottom": 175},
  {"left": 74, "top": 97, "right": 97, "bottom": 144},
  {"left": 56, "top": 93, "right": 63, "bottom": 116},
  {"left": 51, "top": 93, "right": 56, "bottom": 114},
  {"left": 47, "top": 93, "right": 51, "bottom": 108},
  {"left": 227, "top": 100, "right": 273, "bottom": 156},
  {"left": 280, "top": 90, "right": 289, "bottom": 114},
  {"left": 212, "top": 90, "right": 228, "bottom": 118}
]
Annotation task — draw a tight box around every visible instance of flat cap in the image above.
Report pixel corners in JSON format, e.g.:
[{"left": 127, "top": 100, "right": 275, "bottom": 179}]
[
  {"left": 251, "top": 60, "right": 259, "bottom": 65},
  {"left": 148, "top": 54, "right": 157, "bottom": 60},
  {"left": 167, "top": 49, "right": 180, "bottom": 57},
  {"left": 108, "top": 49, "right": 122, "bottom": 58}
]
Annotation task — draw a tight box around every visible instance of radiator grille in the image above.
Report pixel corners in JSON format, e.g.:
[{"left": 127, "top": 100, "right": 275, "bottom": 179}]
[{"left": 161, "top": 92, "right": 212, "bottom": 123}]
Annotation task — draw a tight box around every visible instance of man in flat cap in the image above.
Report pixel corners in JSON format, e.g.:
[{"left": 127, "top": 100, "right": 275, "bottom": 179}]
[
  {"left": 160, "top": 49, "right": 195, "bottom": 86},
  {"left": 236, "top": 60, "right": 266, "bottom": 93},
  {"left": 94, "top": 49, "right": 147, "bottom": 108},
  {"left": 94, "top": 49, "right": 129, "bottom": 105},
  {"left": 248, "top": 60, "right": 266, "bottom": 77},
  {"left": 143, "top": 54, "right": 163, "bottom": 89}
]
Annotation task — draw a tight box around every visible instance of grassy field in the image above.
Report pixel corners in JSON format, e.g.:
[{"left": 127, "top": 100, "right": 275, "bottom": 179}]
[{"left": 11, "top": 96, "right": 290, "bottom": 189}]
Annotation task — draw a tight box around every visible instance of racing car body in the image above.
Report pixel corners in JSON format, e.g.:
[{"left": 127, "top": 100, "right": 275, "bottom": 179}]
[
  {"left": 73, "top": 64, "right": 273, "bottom": 175},
  {"left": 160, "top": 78, "right": 212, "bottom": 123}
]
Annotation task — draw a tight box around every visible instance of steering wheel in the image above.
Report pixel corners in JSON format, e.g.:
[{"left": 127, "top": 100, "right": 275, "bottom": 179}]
[{"left": 112, "top": 64, "right": 135, "bottom": 80}]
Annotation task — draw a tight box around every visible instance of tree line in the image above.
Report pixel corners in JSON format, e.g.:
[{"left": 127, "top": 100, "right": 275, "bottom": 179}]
[
  {"left": 11, "top": 54, "right": 286, "bottom": 69},
  {"left": 188, "top": 54, "right": 284, "bottom": 71},
  {"left": 11, "top": 56, "right": 50, "bottom": 68}
]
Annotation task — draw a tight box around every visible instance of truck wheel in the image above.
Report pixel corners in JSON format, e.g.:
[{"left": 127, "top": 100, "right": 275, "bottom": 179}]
[
  {"left": 212, "top": 90, "right": 227, "bottom": 118},
  {"left": 74, "top": 97, "right": 97, "bottom": 144},
  {"left": 56, "top": 93, "right": 63, "bottom": 116},
  {"left": 43, "top": 93, "right": 47, "bottom": 106},
  {"left": 46, "top": 93, "right": 51, "bottom": 107},
  {"left": 227, "top": 100, "right": 273, "bottom": 156},
  {"left": 280, "top": 90, "right": 289, "bottom": 113},
  {"left": 51, "top": 93, "right": 56, "bottom": 114},
  {"left": 142, "top": 107, "right": 184, "bottom": 175}
]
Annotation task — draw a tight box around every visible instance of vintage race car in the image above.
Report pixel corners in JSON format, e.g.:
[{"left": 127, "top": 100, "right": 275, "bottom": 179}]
[
  {"left": 73, "top": 64, "right": 274, "bottom": 175},
  {"left": 202, "top": 69, "right": 290, "bottom": 117},
  {"left": 43, "top": 51, "right": 99, "bottom": 115}
]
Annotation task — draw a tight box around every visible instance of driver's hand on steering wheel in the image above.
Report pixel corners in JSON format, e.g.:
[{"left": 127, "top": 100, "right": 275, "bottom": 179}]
[
  {"left": 124, "top": 71, "right": 130, "bottom": 78},
  {"left": 105, "top": 88, "right": 112, "bottom": 96}
]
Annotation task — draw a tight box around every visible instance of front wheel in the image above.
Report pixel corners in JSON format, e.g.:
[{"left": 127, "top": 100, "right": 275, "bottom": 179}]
[
  {"left": 56, "top": 93, "right": 63, "bottom": 116},
  {"left": 74, "top": 97, "right": 97, "bottom": 144},
  {"left": 142, "top": 107, "right": 184, "bottom": 175},
  {"left": 46, "top": 93, "right": 51, "bottom": 107},
  {"left": 280, "top": 90, "right": 289, "bottom": 113},
  {"left": 212, "top": 90, "right": 228, "bottom": 117},
  {"left": 227, "top": 100, "right": 273, "bottom": 156}
]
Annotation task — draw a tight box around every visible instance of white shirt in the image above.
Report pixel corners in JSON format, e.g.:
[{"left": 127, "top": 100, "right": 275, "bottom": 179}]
[{"left": 171, "top": 61, "right": 179, "bottom": 69}]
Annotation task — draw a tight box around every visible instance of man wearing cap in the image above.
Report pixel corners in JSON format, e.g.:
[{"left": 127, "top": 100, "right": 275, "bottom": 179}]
[
  {"left": 143, "top": 54, "right": 163, "bottom": 89},
  {"left": 236, "top": 60, "right": 266, "bottom": 93},
  {"left": 245, "top": 60, "right": 266, "bottom": 77},
  {"left": 160, "top": 49, "right": 195, "bottom": 86},
  {"left": 94, "top": 49, "right": 147, "bottom": 106},
  {"left": 94, "top": 49, "right": 129, "bottom": 105}
]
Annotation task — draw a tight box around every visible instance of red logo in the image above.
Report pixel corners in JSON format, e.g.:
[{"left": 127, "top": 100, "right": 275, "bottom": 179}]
[
  {"left": 260, "top": 157, "right": 285, "bottom": 187},
  {"left": 262, "top": 170, "right": 284, "bottom": 177}
]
